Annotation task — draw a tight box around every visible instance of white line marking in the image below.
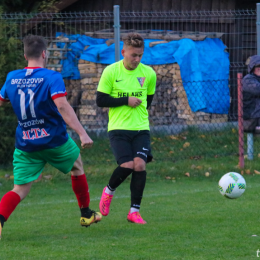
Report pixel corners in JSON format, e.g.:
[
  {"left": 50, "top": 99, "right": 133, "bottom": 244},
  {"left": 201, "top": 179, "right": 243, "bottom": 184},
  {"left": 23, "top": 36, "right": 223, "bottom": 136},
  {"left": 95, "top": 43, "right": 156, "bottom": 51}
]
[
  {"left": 18, "top": 188, "right": 208, "bottom": 207},
  {"left": 18, "top": 183, "right": 258, "bottom": 207}
]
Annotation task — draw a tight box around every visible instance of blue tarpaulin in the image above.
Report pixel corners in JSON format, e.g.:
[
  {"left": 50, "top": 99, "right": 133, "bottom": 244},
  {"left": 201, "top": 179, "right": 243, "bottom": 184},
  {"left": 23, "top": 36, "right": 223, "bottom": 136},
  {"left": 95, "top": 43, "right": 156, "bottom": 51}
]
[{"left": 56, "top": 33, "right": 230, "bottom": 114}]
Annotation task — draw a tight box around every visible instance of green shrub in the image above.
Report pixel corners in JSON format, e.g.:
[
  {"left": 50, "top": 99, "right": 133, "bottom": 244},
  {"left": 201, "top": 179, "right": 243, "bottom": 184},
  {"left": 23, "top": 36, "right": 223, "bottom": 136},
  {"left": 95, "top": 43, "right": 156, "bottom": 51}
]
[{"left": 0, "top": 11, "right": 26, "bottom": 165}]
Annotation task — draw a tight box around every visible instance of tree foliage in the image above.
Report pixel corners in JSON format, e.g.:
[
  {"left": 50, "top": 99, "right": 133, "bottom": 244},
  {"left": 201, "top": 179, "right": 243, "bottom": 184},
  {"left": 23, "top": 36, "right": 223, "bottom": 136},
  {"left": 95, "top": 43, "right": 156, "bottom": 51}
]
[
  {"left": 0, "top": 9, "right": 26, "bottom": 165},
  {"left": 0, "top": 0, "right": 60, "bottom": 165},
  {"left": 1, "top": 0, "right": 59, "bottom": 13}
]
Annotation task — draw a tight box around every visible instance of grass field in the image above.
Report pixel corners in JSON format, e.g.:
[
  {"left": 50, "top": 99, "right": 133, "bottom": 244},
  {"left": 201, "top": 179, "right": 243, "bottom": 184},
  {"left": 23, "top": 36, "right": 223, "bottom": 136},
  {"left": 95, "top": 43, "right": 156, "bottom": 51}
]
[
  {"left": 1, "top": 175, "right": 260, "bottom": 260},
  {"left": 1, "top": 128, "right": 260, "bottom": 259}
]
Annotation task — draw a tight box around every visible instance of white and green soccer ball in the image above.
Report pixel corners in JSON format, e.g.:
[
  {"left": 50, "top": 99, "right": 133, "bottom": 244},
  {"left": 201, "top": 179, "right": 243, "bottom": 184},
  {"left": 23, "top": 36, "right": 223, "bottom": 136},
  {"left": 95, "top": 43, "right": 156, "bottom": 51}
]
[{"left": 218, "top": 172, "right": 246, "bottom": 199}]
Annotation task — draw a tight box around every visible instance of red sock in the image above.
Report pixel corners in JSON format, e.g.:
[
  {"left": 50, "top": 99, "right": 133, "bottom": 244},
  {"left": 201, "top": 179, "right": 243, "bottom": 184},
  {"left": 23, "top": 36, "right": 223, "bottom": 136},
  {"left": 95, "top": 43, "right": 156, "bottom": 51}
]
[
  {"left": 71, "top": 174, "right": 90, "bottom": 208},
  {"left": 0, "top": 191, "right": 21, "bottom": 221}
]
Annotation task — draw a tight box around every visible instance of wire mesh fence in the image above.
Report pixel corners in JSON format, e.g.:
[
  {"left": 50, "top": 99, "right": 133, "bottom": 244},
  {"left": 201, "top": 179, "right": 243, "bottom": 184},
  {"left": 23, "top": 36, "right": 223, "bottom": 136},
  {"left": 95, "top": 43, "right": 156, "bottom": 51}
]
[{"left": 0, "top": 10, "right": 257, "bottom": 166}]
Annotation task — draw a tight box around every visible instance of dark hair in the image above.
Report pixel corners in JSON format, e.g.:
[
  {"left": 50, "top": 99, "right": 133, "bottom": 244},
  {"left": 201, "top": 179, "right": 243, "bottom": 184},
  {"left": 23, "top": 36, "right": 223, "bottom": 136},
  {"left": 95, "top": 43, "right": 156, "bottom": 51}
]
[
  {"left": 122, "top": 33, "right": 144, "bottom": 49},
  {"left": 23, "top": 35, "right": 48, "bottom": 59}
]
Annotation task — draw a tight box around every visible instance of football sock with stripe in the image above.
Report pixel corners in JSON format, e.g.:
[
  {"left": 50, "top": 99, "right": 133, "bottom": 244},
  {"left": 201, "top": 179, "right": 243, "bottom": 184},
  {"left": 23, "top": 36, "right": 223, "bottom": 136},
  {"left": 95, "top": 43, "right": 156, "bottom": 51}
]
[
  {"left": 105, "top": 185, "right": 116, "bottom": 195},
  {"left": 130, "top": 170, "right": 147, "bottom": 210},
  {"left": 107, "top": 166, "right": 133, "bottom": 192},
  {"left": 71, "top": 174, "right": 90, "bottom": 209},
  {"left": 0, "top": 191, "right": 21, "bottom": 222},
  {"left": 130, "top": 207, "right": 139, "bottom": 214}
]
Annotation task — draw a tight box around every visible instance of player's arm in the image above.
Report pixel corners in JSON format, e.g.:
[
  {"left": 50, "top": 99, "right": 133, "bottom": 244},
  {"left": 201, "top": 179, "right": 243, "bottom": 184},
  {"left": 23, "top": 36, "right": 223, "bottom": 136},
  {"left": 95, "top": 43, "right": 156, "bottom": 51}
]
[
  {"left": 54, "top": 96, "right": 93, "bottom": 149},
  {"left": 96, "top": 91, "right": 142, "bottom": 108},
  {"left": 147, "top": 94, "right": 154, "bottom": 109},
  {"left": 97, "top": 66, "right": 142, "bottom": 108},
  {"left": 146, "top": 70, "right": 157, "bottom": 109},
  {"left": 96, "top": 91, "right": 128, "bottom": 107},
  {"left": 0, "top": 82, "right": 10, "bottom": 106}
]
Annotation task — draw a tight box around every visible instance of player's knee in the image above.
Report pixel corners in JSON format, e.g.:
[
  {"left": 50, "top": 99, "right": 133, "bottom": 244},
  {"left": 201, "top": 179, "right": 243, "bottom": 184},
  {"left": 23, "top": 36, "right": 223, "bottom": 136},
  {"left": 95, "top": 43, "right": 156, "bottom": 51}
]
[
  {"left": 12, "top": 183, "right": 32, "bottom": 201},
  {"left": 133, "top": 158, "right": 146, "bottom": 171},
  {"left": 120, "top": 161, "right": 134, "bottom": 169},
  {"left": 134, "top": 164, "right": 146, "bottom": 171},
  {"left": 71, "top": 154, "right": 84, "bottom": 176}
]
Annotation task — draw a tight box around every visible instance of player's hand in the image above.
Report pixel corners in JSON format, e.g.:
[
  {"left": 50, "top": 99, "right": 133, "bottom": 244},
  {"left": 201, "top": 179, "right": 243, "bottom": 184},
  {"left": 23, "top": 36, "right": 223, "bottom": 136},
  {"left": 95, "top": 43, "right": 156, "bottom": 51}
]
[
  {"left": 128, "top": 97, "right": 142, "bottom": 108},
  {"left": 80, "top": 134, "right": 93, "bottom": 149}
]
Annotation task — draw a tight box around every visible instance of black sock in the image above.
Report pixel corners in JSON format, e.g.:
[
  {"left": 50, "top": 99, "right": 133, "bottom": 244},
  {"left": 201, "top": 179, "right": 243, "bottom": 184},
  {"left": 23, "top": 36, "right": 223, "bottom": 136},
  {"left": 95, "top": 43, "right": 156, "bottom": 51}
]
[
  {"left": 130, "top": 170, "right": 147, "bottom": 209},
  {"left": 108, "top": 166, "right": 133, "bottom": 190},
  {"left": 0, "top": 215, "right": 5, "bottom": 228},
  {"left": 80, "top": 207, "right": 92, "bottom": 218}
]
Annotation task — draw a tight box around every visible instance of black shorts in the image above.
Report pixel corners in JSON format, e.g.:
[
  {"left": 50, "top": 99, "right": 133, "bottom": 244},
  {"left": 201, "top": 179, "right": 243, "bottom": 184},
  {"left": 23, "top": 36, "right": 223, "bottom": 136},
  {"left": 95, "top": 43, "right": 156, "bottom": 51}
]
[{"left": 108, "top": 130, "right": 153, "bottom": 165}]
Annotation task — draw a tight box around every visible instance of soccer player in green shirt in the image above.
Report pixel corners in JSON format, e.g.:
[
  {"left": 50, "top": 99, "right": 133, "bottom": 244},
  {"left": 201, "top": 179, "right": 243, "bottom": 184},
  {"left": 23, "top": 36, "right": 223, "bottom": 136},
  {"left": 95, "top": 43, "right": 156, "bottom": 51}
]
[{"left": 96, "top": 33, "right": 156, "bottom": 224}]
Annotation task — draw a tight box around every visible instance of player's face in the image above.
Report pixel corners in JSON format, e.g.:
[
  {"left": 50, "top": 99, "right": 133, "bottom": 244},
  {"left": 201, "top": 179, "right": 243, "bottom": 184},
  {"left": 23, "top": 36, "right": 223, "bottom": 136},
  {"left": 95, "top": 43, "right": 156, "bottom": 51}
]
[
  {"left": 122, "top": 46, "right": 144, "bottom": 70},
  {"left": 254, "top": 66, "right": 260, "bottom": 77}
]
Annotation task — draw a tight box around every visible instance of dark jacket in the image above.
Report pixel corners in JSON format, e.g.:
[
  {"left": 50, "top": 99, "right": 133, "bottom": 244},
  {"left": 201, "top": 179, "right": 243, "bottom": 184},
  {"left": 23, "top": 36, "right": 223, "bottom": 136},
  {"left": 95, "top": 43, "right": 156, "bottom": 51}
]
[{"left": 242, "top": 55, "right": 260, "bottom": 119}]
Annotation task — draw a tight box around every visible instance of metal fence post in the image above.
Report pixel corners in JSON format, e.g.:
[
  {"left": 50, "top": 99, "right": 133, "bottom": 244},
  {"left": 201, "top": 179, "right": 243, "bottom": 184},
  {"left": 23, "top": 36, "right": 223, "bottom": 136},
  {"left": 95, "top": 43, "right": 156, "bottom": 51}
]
[
  {"left": 237, "top": 73, "right": 245, "bottom": 167},
  {"left": 113, "top": 5, "right": 121, "bottom": 62},
  {"left": 257, "top": 4, "right": 260, "bottom": 54},
  {"left": 247, "top": 133, "right": 254, "bottom": 160}
]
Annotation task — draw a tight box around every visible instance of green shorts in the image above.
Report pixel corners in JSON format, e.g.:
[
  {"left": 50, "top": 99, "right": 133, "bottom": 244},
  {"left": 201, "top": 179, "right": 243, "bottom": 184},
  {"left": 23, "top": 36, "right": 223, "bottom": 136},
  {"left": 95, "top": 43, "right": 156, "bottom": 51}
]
[{"left": 13, "top": 137, "right": 80, "bottom": 185}]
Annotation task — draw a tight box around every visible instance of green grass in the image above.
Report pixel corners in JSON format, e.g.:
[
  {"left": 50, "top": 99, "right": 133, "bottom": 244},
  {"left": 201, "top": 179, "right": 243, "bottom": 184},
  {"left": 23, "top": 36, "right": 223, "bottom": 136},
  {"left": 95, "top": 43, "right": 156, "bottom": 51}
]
[
  {"left": 1, "top": 176, "right": 260, "bottom": 259},
  {"left": 1, "top": 128, "right": 260, "bottom": 259}
]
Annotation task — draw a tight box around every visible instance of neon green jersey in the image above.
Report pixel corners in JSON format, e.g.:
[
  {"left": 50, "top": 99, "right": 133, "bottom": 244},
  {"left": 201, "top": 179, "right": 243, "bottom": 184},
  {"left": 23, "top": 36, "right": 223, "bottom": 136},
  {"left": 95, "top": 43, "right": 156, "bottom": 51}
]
[{"left": 97, "top": 60, "right": 156, "bottom": 131}]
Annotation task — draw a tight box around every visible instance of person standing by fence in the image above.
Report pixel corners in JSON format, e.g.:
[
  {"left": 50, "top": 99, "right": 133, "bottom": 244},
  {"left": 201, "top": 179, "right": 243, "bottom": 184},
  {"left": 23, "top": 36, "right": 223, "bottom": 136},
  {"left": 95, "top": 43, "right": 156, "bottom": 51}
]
[
  {"left": 0, "top": 35, "right": 102, "bottom": 239},
  {"left": 96, "top": 33, "right": 156, "bottom": 224},
  {"left": 242, "top": 55, "right": 260, "bottom": 133}
]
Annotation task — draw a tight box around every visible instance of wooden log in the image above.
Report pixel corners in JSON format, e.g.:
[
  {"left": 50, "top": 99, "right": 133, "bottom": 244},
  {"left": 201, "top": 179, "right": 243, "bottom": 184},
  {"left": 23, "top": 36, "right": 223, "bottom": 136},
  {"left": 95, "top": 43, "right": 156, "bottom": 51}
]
[
  {"left": 56, "top": 36, "right": 69, "bottom": 41},
  {"left": 97, "top": 68, "right": 104, "bottom": 74},
  {"left": 157, "top": 68, "right": 168, "bottom": 76},
  {"left": 79, "top": 67, "right": 97, "bottom": 74},
  {"left": 78, "top": 59, "right": 90, "bottom": 64},
  {"left": 53, "top": 51, "right": 62, "bottom": 57},
  {"left": 80, "top": 73, "right": 98, "bottom": 79},
  {"left": 169, "top": 68, "right": 175, "bottom": 74},
  {"left": 79, "top": 108, "right": 97, "bottom": 116},
  {"left": 85, "top": 31, "right": 208, "bottom": 41},
  {"left": 81, "top": 84, "right": 96, "bottom": 90},
  {"left": 106, "top": 39, "right": 115, "bottom": 46},
  {"left": 92, "top": 78, "right": 100, "bottom": 83},
  {"left": 81, "top": 78, "right": 93, "bottom": 85},
  {"left": 78, "top": 63, "right": 96, "bottom": 70},
  {"left": 149, "top": 41, "right": 168, "bottom": 47}
]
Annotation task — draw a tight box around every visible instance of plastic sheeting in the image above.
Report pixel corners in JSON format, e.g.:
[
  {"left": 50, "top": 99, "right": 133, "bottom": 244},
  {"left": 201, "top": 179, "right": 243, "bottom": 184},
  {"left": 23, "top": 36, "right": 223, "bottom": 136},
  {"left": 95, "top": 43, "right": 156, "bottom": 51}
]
[{"left": 56, "top": 33, "right": 230, "bottom": 114}]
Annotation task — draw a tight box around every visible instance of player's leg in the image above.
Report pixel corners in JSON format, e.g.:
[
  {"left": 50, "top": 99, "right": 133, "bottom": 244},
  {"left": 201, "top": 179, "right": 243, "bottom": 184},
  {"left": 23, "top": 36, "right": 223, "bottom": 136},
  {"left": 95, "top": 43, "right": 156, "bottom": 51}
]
[
  {"left": 45, "top": 136, "right": 101, "bottom": 227},
  {"left": 131, "top": 157, "right": 146, "bottom": 213},
  {"left": 0, "top": 183, "right": 32, "bottom": 239},
  {"left": 106, "top": 161, "right": 134, "bottom": 195},
  {"left": 12, "top": 183, "right": 33, "bottom": 200},
  {"left": 127, "top": 157, "right": 147, "bottom": 224},
  {"left": 71, "top": 154, "right": 102, "bottom": 227},
  {"left": 0, "top": 148, "right": 45, "bottom": 238},
  {"left": 127, "top": 130, "right": 152, "bottom": 224},
  {"left": 99, "top": 130, "right": 134, "bottom": 216}
]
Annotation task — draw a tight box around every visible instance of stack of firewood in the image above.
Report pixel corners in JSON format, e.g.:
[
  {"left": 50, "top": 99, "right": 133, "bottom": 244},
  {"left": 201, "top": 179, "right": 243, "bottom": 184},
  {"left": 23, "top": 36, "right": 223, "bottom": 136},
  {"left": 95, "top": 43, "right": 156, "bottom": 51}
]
[
  {"left": 62, "top": 61, "right": 229, "bottom": 129},
  {"left": 148, "top": 64, "right": 228, "bottom": 126},
  {"left": 78, "top": 60, "right": 108, "bottom": 129},
  {"left": 48, "top": 51, "right": 228, "bottom": 129}
]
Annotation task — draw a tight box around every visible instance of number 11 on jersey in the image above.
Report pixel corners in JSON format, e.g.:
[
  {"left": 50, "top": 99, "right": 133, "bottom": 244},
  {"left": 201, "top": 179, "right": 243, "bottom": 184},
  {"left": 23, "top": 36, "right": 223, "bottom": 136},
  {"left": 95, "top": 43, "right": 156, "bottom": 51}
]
[{"left": 18, "top": 89, "right": 36, "bottom": 120}]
